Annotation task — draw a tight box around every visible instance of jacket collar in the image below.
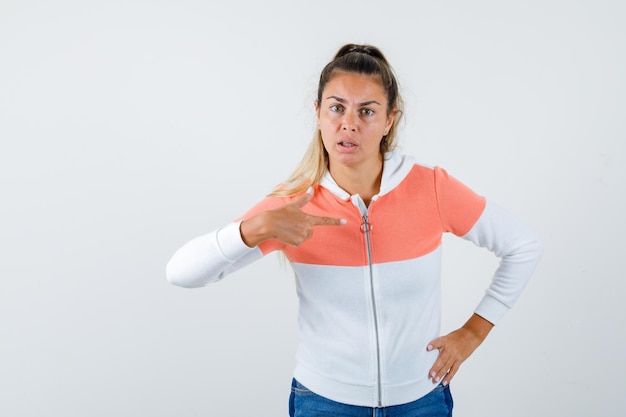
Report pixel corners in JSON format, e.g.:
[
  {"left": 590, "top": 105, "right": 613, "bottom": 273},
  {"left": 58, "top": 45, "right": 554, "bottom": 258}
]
[{"left": 319, "top": 150, "right": 416, "bottom": 201}]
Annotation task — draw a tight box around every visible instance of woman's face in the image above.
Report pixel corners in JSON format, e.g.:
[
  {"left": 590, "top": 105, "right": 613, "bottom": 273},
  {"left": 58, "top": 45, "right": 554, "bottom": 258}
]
[{"left": 315, "top": 71, "right": 395, "bottom": 171}]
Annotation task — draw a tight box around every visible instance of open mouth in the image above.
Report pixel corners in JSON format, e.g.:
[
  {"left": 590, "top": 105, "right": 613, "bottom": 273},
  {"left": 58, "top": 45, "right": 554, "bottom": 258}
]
[{"left": 339, "top": 141, "right": 356, "bottom": 147}]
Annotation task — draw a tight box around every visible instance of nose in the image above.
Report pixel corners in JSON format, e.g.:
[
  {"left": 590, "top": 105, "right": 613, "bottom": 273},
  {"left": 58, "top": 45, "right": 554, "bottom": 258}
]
[{"left": 342, "top": 112, "right": 357, "bottom": 131}]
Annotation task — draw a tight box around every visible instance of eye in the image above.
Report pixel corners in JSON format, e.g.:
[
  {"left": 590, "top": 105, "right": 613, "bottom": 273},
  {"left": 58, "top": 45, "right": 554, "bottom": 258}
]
[
  {"left": 360, "top": 108, "right": 374, "bottom": 116},
  {"left": 330, "top": 104, "right": 344, "bottom": 112}
]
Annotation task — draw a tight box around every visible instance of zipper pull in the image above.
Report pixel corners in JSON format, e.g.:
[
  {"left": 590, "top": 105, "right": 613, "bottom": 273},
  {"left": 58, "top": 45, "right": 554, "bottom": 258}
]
[{"left": 360, "top": 216, "right": 372, "bottom": 233}]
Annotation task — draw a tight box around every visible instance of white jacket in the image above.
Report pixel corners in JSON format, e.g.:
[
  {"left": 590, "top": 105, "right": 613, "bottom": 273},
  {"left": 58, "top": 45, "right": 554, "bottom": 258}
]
[{"left": 166, "top": 151, "right": 543, "bottom": 407}]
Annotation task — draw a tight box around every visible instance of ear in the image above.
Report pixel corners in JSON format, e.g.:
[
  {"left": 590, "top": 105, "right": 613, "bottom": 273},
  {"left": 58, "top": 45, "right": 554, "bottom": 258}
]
[
  {"left": 385, "top": 108, "right": 398, "bottom": 134},
  {"left": 314, "top": 100, "right": 320, "bottom": 124}
]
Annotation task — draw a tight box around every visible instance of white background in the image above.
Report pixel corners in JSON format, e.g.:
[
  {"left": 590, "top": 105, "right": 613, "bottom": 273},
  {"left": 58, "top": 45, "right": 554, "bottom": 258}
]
[{"left": 1, "top": 1, "right": 624, "bottom": 416}]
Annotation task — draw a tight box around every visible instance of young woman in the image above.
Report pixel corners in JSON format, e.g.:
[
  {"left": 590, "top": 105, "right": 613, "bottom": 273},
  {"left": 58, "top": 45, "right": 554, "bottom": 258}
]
[{"left": 166, "top": 44, "right": 543, "bottom": 417}]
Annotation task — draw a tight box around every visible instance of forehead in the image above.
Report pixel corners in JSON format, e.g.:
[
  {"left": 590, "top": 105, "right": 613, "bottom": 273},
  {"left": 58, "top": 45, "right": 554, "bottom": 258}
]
[{"left": 323, "top": 71, "right": 387, "bottom": 102}]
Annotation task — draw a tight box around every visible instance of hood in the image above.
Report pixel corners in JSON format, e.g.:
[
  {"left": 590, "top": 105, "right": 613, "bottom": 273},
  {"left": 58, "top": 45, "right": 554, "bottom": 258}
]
[{"left": 319, "top": 149, "right": 420, "bottom": 200}]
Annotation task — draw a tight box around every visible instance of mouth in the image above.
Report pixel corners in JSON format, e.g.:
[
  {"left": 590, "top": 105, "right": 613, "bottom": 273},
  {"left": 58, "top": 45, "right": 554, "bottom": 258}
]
[{"left": 338, "top": 141, "right": 357, "bottom": 148}]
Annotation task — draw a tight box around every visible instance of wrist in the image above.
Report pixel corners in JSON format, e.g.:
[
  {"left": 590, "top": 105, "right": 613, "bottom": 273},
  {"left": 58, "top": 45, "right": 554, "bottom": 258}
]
[
  {"left": 239, "top": 213, "right": 270, "bottom": 248},
  {"left": 462, "top": 313, "right": 494, "bottom": 342}
]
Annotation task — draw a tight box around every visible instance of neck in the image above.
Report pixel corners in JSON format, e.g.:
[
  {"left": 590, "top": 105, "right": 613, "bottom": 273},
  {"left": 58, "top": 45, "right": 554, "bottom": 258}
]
[{"left": 329, "top": 157, "right": 383, "bottom": 206}]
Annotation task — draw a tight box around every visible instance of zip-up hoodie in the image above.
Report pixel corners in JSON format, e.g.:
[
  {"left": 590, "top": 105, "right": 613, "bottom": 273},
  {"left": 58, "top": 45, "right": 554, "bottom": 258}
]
[{"left": 166, "top": 150, "right": 543, "bottom": 407}]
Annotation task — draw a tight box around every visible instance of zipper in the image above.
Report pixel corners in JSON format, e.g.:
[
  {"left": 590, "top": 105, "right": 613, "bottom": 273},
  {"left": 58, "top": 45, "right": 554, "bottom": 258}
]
[{"left": 355, "top": 196, "right": 383, "bottom": 407}]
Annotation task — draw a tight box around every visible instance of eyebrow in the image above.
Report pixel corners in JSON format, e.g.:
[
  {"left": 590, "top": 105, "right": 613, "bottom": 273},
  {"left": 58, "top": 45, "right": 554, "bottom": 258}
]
[{"left": 325, "top": 95, "right": 382, "bottom": 107}]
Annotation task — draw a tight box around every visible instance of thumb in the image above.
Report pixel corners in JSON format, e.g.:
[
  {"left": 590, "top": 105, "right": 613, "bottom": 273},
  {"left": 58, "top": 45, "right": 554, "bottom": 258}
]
[
  {"left": 427, "top": 336, "right": 445, "bottom": 352},
  {"left": 292, "top": 187, "right": 314, "bottom": 208}
]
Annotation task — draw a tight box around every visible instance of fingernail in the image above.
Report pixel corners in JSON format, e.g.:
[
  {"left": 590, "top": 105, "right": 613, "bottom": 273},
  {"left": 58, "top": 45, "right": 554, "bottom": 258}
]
[
  {"left": 340, "top": 219, "right": 347, "bottom": 225},
  {"left": 442, "top": 380, "right": 448, "bottom": 386},
  {"left": 435, "top": 376, "right": 440, "bottom": 382},
  {"left": 431, "top": 371, "right": 436, "bottom": 378},
  {"left": 426, "top": 345, "right": 433, "bottom": 351}
]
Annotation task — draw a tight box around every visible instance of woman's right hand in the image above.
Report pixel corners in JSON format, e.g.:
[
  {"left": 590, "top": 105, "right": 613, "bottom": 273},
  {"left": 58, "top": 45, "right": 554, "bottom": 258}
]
[{"left": 240, "top": 189, "right": 345, "bottom": 248}]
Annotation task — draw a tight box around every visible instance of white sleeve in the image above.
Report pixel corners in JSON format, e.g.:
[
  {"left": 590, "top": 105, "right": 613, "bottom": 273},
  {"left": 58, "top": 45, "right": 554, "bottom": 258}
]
[
  {"left": 166, "top": 221, "right": 264, "bottom": 288},
  {"left": 462, "top": 200, "right": 543, "bottom": 324}
]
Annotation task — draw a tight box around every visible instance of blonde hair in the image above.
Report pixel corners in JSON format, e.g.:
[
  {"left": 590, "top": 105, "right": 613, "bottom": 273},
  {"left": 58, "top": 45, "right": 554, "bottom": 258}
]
[{"left": 269, "top": 43, "right": 404, "bottom": 197}]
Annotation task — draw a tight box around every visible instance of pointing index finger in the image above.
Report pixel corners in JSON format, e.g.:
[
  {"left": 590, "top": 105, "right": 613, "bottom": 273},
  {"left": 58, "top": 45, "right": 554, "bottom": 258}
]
[{"left": 308, "top": 215, "right": 347, "bottom": 226}]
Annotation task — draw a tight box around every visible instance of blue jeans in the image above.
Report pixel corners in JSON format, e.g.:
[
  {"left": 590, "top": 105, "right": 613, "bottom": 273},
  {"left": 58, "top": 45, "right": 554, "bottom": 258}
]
[{"left": 288, "top": 379, "right": 453, "bottom": 417}]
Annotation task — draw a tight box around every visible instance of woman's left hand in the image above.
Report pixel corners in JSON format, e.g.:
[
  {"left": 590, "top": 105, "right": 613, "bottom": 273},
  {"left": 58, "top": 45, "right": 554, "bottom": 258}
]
[{"left": 426, "top": 313, "right": 494, "bottom": 386}]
